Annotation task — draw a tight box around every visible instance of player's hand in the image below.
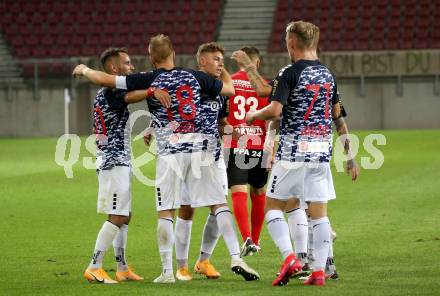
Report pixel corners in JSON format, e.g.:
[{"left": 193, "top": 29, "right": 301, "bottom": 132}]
[
  {"left": 263, "top": 139, "right": 275, "bottom": 172},
  {"left": 231, "top": 50, "right": 253, "bottom": 68},
  {"left": 265, "top": 152, "right": 275, "bottom": 172},
  {"left": 245, "top": 111, "right": 256, "bottom": 125},
  {"left": 346, "top": 159, "right": 359, "bottom": 181},
  {"left": 72, "top": 64, "right": 89, "bottom": 78},
  {"left": 154, "top": 89, "right": 171, "bottom": 108}
]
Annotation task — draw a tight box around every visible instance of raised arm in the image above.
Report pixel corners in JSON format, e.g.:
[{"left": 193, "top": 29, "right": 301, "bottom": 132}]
[
  {"left": 219, "top": 68, "right": 235, "bottom": 97},
  {"left": 72, "top": 64, "right": 116, "bottom": 87},
  {"left": 231, "top": 50, "right": 272, "bottom": 97},
  {"left": 332, "top": 103, "right": 359, "bottom": 181}
]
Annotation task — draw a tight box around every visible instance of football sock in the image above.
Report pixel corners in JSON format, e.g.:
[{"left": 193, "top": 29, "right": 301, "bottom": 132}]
[
  {"left": 215, "top": 206, "right": 241, "bottom": 257},
  {"left": 250, "top": 192, "right": 265, "bottom": 244},
  {"left": 266, "top": 210, "right": 293, "bottom": 259},
  {"left": 312, "top": 217, "right": 331, "bottom": 271},
  {"left": 199, "top": 214, "right": 220, "bottom": 262},
  {"left": 286, "top": 207, "right": 308, "bottom": 262},
  {"left": 175, "top": 217, "right": 192, "bottom": 268},
  {"left": 328, "top": 223, "right": 334, "bottom": 258},
  {"left": 157, "top": 218, "right": 174, "bottom": 274},
  {"left": 307, "top": 216, "right": 314, "bottom": 263},
  {"left": 89, "top": 221, "right": 120, "bottom": 269},
  {"left": 113, "top": 223, "right": 128, "bottom": 271},
  {"left": 328, "top": 239, "right": 334, "bottom": 258},
  {"left": 231, "top": 191, "right": 250, "bottom": 241}
]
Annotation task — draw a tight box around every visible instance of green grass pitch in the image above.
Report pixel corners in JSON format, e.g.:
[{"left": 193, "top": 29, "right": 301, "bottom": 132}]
[{"left": 1, "top": 130, "right": 439, "bottom": 295}]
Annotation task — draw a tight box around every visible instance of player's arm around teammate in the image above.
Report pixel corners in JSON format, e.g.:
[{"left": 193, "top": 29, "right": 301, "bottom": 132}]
[{"left": 78, "top": 48, "right": 145, "bottom": 284}]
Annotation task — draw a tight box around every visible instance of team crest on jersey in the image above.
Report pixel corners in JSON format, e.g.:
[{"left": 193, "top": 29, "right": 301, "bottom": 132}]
[{"left": 209, "top": 101, "right": 220, "bottom": 111}]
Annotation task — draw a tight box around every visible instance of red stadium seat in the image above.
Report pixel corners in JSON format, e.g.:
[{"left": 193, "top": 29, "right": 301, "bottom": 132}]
[
  {"left": 49, "top": 47, "right": 66, "bottom": 58},
  {"left": 400, "top": 38, "right": 413, "bottom": 49}
]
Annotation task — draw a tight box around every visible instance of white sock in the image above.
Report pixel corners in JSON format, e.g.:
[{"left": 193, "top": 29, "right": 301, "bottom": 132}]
[
  {"left": 157, "top": 218, "right": 174, "bottom": 274},
  {"left": 214, "top": 206, "right": 240, "bottom": 258},
  {"left": 175, "top": 217, "right": 192, "bottom": 268},
  {"left": 312, "top": 217, "right": 331, "bottom": 271},
  {"left": 307, "top": 216, "right": 314, "bottom": 263},
  {"left": 266, "top": 210, "right": 293, "bottom": 259},
  {"left": 89, "top": 221, "right": 120, "bottom": 269},
  {"left": 328, "top": 239, "right": 334, "bottom": 258},
  {"left": 287, "top": 208, "right": 308, "bottom": 261},
  {"left": 199, "top": 214, "right": 220, "bottom": 261},
  {"left": 113, "top": 224, "right": 129, "bottom": 271}
]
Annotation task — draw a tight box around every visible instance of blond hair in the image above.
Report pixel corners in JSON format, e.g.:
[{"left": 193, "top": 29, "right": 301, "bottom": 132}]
[
  {"left": 196, "top": 42, "right": 225, "bottom": 63},
  {"left": 148, "top": 34, "right": 173, "bottom": 63},
  {"left": 286, "top": 21, "right": 320, "bottom": 50}
]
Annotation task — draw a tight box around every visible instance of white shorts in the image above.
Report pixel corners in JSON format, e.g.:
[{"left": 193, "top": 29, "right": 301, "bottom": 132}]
[
  {"left": 97, "top": 165, "right": 131, "bottom": 216},
  {"left": 266, "top": 161, "right": 336, "bottom": 203},
  {"left": 155, "top": 152, "right": 228, "bottom": 211}
]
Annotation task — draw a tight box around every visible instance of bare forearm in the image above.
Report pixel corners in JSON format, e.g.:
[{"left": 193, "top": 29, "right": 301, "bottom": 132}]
[
  {"left": 244, "top": 65, "right": 272, "bottom": 97},
  {"left": 124, "top": 90, "right": 147, "bottom": 104},
  {"left": 334, "top": 117, "right": 352, "bottom": 156},
  {"left": 220, "top": 69, "right": 235, "bottom": 96},
  {"left": 254, "top": 107, "right": 278, "bottom": 121},
  {"left": 83, "top": 69, "right": 116, "bottom": 87}
]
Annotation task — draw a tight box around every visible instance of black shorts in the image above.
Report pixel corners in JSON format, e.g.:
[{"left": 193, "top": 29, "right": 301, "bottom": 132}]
[{"left": 226, "top": 148, "right": 269, "bottom": 189}]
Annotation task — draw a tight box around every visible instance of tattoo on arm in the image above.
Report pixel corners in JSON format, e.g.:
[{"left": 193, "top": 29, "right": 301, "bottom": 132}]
[
  {"left": 333, "top": 117, "right": 351, "bottom": 154},
  {"left": 245, "top": 65, "right": 269, "bottom": 93}
]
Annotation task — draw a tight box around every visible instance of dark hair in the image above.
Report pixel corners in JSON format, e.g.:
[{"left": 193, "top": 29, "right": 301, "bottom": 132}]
[
  {"left": 100, "top": 47, "right": 128, "bottom": 68},
  {"left": 240, "top": 46, "right": 260, "bottom": 60}
]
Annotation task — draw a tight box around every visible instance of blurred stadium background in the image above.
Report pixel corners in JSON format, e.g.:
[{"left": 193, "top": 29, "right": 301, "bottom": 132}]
[
  {"left": 1, "top": 2, "right": 440, "bottom": 295},
  {"left": 1, "top": 0, "right": 440, "bottom": 137}
]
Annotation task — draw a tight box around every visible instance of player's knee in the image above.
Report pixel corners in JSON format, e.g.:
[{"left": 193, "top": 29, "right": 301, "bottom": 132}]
[
  {"left": 210, "top": 203, "right": 228, "bottom": 214},
  {"left": 178, "top": 205, "right": 194, "bottom": 220},
  {"left": 250, "top": 185, "right": 266, "bottom": 196},
  {"left": 308, "top": 202, "right": 328, "bottom": 219},
  {"left": 108, "top": 215, "right": 129, "bottom": 227},
  {"left": 265, "top": 197, "right": 285, "bottom": 213},
  {"left": 125, "top": 213, "right": 132, "bottom": 225}
]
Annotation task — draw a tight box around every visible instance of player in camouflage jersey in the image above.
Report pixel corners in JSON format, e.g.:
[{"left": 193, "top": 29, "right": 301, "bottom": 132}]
[
  {"left": 245, "top": 21, "right": 359, "bottom": 286},
  {"left": 73, "top": 35, "right": 259, "bottom": 284},
  {"left": 172, "top": 42, "right": 231, "bottom": 281},
  {"left": 78, "top": 47, "right": 168, "bottom": 284},
  {"left": 232, "top": 45, "right": 350, "bottom": 280}
]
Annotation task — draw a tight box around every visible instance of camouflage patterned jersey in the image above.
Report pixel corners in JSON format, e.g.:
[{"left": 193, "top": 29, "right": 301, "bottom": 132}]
[
  {"left": 115, "top": 68, "right": 223, "bottom": 158},
  {"left": 270, "top": 60, "right": 340, "bottom": 163},
  {"left": 93, "top": 88, "right": 130, "bottom": 171}
]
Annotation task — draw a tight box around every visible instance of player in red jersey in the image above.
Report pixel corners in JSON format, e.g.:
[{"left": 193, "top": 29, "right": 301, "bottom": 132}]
[{"left": 225, "top": 46, "right": 272, "bottom": 256}]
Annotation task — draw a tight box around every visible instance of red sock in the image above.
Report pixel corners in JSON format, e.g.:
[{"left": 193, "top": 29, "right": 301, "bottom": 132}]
[
  {"left": 231, "top": 191, "right": 250, "bottom": 241},
  {"left": 251, "top": 192, "right": 266, "bottom": 245}
]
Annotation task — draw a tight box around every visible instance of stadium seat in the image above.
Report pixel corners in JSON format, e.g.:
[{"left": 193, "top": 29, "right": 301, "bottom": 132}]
[{"left": 1, "top": 0, "right": 222, "bottom": 60}]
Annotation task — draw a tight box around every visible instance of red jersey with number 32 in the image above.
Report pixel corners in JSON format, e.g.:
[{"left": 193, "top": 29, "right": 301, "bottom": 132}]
[{"left": 226, "top": 70, "right": 269, "bottom": 150}]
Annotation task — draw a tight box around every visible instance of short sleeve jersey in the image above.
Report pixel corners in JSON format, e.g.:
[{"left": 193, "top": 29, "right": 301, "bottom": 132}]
[
  {"left": 226, "top": 70, "right": 269, "bottom": 150},
  {"left": 270, "top": 60, "right": 340, "bottom": 163},
  {"left": 198, "top": 92, "right": 229, "bottom": 160},
  {"left": 117, "top": 68, "right": 223, "bottom": 156},
  {"left": 93, "top": 88, "right": 130, "bottom": 171}
]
